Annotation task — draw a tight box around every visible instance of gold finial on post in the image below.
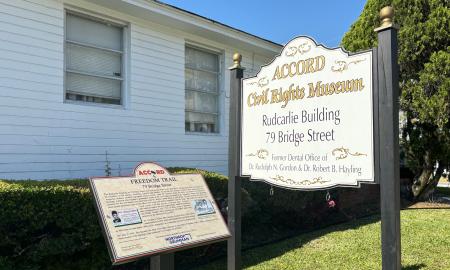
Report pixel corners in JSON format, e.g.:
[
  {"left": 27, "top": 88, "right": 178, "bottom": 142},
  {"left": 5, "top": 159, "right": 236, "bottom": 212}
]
[
  {"left": 380, "top": 6, "right": 394, "bottom": 27},
  {"left": 229, "top": 52, "right": 242, "bottom": 69},
  {"left": 375, "top": 6, "right": 398, "bottom": 31}
]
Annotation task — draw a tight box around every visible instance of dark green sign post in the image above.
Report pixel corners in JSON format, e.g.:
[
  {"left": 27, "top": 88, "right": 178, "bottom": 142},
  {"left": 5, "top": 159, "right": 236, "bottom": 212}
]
[
  {"left": 227, "top": 53, "right": 245, "bottom": 270},
  {"left": 375, "top": 6, "right": 401, "bottom": 270},
  {"left": 227, "top": 6, "right": 401, "bottom": 270}
]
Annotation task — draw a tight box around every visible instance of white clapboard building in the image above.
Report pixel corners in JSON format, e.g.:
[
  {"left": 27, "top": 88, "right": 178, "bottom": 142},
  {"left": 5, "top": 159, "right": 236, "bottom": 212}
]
[{"left": 0, "top": 0, "right": 281, "bottom": 179}]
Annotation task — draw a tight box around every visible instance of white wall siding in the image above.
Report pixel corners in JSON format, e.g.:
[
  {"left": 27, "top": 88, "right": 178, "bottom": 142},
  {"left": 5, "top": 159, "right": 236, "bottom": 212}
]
[{"left": 0, "top": 0, "right": 276, "bottom": 180}]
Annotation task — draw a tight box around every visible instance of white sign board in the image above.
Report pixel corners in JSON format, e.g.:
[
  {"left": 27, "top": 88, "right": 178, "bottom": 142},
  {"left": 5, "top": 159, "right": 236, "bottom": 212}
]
[
  {"left": 90, "top": 163, "right": 230, "bottom": 264},
  {"left": 241, "top": 36, "right": 374, "bottom": 190}
]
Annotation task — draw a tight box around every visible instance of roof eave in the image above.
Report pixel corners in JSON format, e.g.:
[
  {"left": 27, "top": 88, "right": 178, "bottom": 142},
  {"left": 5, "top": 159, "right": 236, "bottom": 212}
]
[{"left": 86, "top": 0, "right": 282, "bottom": 55}]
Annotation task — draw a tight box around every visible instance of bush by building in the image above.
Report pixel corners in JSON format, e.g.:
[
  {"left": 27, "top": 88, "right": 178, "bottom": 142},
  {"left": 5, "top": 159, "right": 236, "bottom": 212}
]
[{"left": 0, "top": 168, "right": 379, "bottom": 270}]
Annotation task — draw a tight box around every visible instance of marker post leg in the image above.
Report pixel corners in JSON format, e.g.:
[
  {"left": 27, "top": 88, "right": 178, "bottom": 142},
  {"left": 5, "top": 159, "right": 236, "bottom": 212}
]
[{"left": 150, "top": 254, "right": 174, "bottom": 270}]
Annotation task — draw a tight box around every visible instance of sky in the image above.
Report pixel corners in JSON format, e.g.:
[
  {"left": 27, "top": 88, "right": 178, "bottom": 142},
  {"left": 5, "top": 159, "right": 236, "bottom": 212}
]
[{"left": 159, "top": 1, "right": 367, "bottom": 47}]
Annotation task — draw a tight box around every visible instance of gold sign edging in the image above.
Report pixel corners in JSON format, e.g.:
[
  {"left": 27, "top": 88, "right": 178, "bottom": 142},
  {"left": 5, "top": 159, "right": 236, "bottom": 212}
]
[
  {"left": 270, "top": 175, "right": 330, "bottom": 186},
  {"left": 331, "top": 59, "right": 366, "bottom": 72},
  {"left": 332, "top": 147, "right": 367, "bottom": 160},
  {"left": 285, "top": 42, "right": 311, "bottom": 57},
  {"left": 246, "top": 149, "right": 269, "bottom": 160},
  {"left": 247, "top": 76, "right": 269, "bottom": 88}
]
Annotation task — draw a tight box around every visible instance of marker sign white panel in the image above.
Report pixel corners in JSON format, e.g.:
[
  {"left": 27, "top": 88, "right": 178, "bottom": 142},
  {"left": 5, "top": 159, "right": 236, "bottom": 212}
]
[
  {"left": 90, "top": 163, "right": 230, "bottom": 265},
  {"left": 241, "top": 36, "right": 374, "bottom": 190}
]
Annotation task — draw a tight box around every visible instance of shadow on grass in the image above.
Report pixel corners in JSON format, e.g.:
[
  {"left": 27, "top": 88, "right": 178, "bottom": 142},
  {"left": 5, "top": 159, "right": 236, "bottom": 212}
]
[
  {"left": 402, "top": 263, "right": 426, "bottom": 270},
  {"left": 189, "top": 214, "right": 381, "bottom": 270},
  {"left": 241, "top": 214, "right": 381, "bottom": 269}
]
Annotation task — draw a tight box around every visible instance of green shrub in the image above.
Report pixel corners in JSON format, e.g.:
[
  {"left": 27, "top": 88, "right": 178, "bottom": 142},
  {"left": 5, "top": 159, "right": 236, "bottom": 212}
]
[
  {"left": 0, "top": 169, "right": 380, "bottom": 270},
  {"left": 0, "top": 168, "right": 233, "bottom": 270},
  {"left": 0, "top": 180, "right": 110, "bottom": 270}
]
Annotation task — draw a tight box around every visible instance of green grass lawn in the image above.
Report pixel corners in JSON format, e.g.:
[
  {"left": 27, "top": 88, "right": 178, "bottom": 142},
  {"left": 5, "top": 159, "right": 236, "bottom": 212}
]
[{"left": 195, "top": 209, "right": 450, "bottom": 270}]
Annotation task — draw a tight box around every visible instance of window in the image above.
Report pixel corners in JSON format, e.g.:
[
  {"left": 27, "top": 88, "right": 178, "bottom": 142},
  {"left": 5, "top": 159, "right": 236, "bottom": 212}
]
[
  {"left": 65, "top": 12, "right": 124, "bottom": 105},
  {"left": 185, "top": 46, "right": 220, "bottom": 133}
]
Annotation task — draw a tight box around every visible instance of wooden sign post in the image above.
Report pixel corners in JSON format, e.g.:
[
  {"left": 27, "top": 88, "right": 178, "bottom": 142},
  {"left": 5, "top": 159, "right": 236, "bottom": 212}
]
[{"left": 227, "top": 6, "right": 400, "bottom": 270}]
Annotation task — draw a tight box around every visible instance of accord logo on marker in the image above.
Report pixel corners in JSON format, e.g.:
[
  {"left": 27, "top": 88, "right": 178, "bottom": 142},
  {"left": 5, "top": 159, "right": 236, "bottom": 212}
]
[{"left": 138, "top": 170, "right": 165, "bottom": 176}]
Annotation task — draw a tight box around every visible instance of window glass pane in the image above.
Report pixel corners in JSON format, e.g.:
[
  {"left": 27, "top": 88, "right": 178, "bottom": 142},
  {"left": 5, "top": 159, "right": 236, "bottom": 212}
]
[
  {"left": 66, "top": 72, "right": 121, "bottom": 99},
  {"left": 65, "top": 12, "right": 123, "bottom": 105},
  {"left": 66, "top": 13, "right": 122, "bottom": 51},
  {"left": 66, "top": 92, "right": 120, "bottom": 105},
  {"left": 185, "top": 112, "right": 217, "bottom": 133},
  {"left": 197, "top": 92, "right": 217, "bottom": 113},
  {"left": 186, "top": 90, "right": 217, "bottom": 113},
  {"left": 185, "top": 47, "right": 218, "bottom": 72},
  {"left": 185, "top": 47, "right": 196, "bottom": 69},
  {"left": 66, "top": 43, "right": 121, "bottom": 78},
  {"left": 185, "top": 46, "right": 219, "bottom": 133},
  {"left": 185, "top": 69, "right": 218, "bottom": 93},
  {"left": 185, "top": 90, "right": 195, "bottom": 111}
]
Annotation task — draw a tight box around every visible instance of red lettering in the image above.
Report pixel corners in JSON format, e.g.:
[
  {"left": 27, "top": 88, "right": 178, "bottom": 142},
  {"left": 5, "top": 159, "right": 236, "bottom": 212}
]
[{"left": 138, "top": 169, "right": 165, "bottom": 176}]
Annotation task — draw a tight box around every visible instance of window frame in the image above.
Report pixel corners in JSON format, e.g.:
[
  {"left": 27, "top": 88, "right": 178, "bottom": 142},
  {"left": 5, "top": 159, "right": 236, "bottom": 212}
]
[
  {"left": 184, "top": 43, "right": 223, "bottom": 135},
  {"left": 63, "top": 8, "right": 129, "bottom": 108}
]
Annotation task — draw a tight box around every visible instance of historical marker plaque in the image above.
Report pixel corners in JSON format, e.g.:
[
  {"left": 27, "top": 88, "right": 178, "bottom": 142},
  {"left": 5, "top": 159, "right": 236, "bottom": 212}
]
[
  {"left": 241, "top": 36, "right": 374, "bottom": 190},
  {"left": 90, "top": 163, "right": 230, "bottom": 265}
]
